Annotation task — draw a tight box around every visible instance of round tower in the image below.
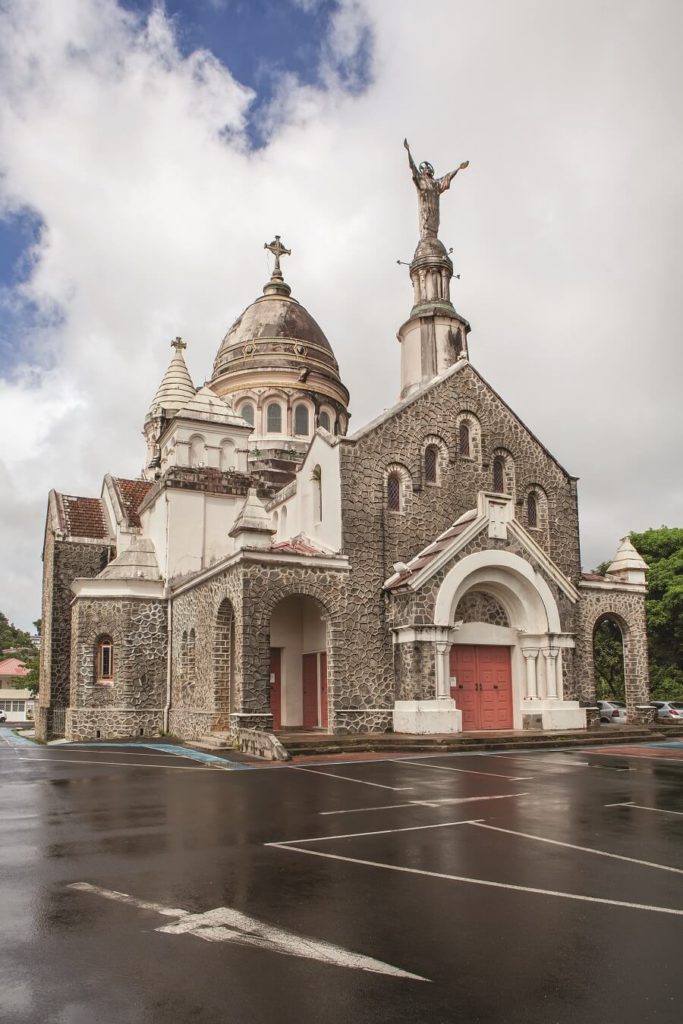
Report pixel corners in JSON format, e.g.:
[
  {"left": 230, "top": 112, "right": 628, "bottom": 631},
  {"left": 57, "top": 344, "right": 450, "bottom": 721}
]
[{"left": 209, "top": 237, "right": 350, "bottom": 484}]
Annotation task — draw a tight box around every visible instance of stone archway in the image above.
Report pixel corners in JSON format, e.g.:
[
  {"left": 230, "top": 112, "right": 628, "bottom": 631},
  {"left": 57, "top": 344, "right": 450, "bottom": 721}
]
[
  {"left": 593, "top": 614, "right": 627, "bottom": 703},
  {"left": 213, "top": 598, "right": 235, "bottom": 728},
  {"left": 269, "top": 594, "right": 329, "bottom": 731},
  {"left": 431, "top": 550, "right": 582, "bottom": 731}
]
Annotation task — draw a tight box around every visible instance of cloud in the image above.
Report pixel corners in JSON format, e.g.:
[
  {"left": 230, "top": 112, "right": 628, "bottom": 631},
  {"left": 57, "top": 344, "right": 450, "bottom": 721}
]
[{"left": 0, "top": 0, "right": 681, "bottom": 628}]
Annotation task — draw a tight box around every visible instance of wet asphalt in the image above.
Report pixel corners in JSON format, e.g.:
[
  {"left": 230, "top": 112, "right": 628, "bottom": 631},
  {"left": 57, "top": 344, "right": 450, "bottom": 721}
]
[{"left": 1, "top": 725, "right": 682, "bottom": 1024}]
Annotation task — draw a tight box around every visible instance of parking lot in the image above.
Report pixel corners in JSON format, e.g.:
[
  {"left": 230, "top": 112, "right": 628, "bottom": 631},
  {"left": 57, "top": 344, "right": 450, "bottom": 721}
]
[{"left": 1, "top": 725, "right": 682, "bottom": 1024}]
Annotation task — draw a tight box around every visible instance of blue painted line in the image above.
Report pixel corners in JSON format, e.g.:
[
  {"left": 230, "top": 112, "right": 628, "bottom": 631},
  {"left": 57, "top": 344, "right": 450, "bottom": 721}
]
[
  {"left": 1, "top": 729, "right": 38, "bottom": 747},
  {"left": 65, "top": 741, "right": 252, "bottom": 769}
]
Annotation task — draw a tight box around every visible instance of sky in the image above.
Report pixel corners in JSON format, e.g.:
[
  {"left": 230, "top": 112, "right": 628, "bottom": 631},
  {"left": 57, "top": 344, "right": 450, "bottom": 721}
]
[{"left": 0, "top": 0, "right": 681, "bottom": 630}]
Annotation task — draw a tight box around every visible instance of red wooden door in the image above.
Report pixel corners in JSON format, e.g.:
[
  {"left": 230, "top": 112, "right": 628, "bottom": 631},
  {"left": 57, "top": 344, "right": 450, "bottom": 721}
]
[
  {"left": 449, "top": 645, "right": 513, "bottom": 731},
  {"left": 319, "top": 652, "right": 328, "bottom": 729},
  {"left": 302, "top": 653, "right": 319, "bottom": 729},
  {"left": 449, "top": 645, "right": 479, "bottom": 730},
  {"left": 270, "top": 648, "right": 282, "bottom": 730}
]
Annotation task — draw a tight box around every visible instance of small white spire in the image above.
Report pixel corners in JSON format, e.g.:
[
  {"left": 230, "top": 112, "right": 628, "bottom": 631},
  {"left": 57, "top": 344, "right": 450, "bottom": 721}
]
[
  {"left": 607, "top": 537, "right": 648, "bottom": 585},
  {"left": 229, "top": 488, "right": 276, "bottom": 550},
  {"left": 148, "top": 337, "right": 196, "bottom": 418}
]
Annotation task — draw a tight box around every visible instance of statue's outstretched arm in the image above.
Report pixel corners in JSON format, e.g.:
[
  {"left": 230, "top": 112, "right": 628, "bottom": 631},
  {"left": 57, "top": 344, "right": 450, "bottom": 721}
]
[
  {"left": 404, "top": 138, "right": 419, "bottom": 182},
  {"left": 439, "top": 160, "right": 470, "bottom": 191}
]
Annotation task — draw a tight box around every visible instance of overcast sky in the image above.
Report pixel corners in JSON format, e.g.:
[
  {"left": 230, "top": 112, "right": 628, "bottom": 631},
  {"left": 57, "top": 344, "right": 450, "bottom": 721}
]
[{"left": 1, "top": 0, "right": 681, "bottom": 630}]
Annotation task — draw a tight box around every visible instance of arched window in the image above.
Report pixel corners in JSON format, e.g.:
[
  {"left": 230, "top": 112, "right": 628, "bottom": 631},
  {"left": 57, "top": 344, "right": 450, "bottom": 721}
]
[
  {"left": 240, "top": 402, "right": 255, "bottom": 427},
  {"left": 387, "top": 473, "right": 401, "bottom": 511},
  {"left": 220, "top": 440, "right": 235, "bottom": 472},
  {"left": 294, "top": 404, "right": 310, "bottom": 436},
  {"left": 281, "top": 505, "right": 288, "bottom": 535},
  {"left": 266, "top": 402, "right": 282, "bottom": 433},
  {"left": 273, "top": 510, "right": 279, "bottom": 535},
  {"left": 493, "top": 456, "right": 505, "bottom": 493},
  {"left": 187, "top": 628, "right": 196, "bottom": 680},
  {"left": 180, "top": 630, "right": 188, "bottom": 675},
  {"left": 96, "top": 636, "right": 113, "bottom": 683},
  {"left": 459, "top": 421, "right": 471, "bottom": 456},
  {"left": 527, "top": 491, "right": 538, "bottom": 528},
  {"left": 189, "top": 435, "right": 205, "bottom": 467},
  {"left": 319, "top": 410, "right": 331, "bottom": 431},
  {"left": 424, "top": 445, "right": 438, "bottom": 484},
  {"left": 312, "top": 465, "right": 322, "bottom": 522}
]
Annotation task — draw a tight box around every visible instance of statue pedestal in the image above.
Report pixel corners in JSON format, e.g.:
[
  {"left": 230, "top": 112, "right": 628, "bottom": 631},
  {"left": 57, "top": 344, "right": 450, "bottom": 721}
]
[
  {"left": 522, "top": 699, "right": 586, "bottom": 731},
  {"left": 393, "top": 699, "right": 461, "bottom": 735}
]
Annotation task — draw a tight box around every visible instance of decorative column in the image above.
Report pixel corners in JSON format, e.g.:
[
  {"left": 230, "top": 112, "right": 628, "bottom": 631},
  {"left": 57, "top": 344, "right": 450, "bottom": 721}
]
[
  {"left": 434, "top": 639, "right": 453, "bottom": 698},
  {"left": 523, "top": 650, "right": 539, "bottom": 700},
  {"left": 543, "top": 649, "right": 559, "bottom": 699}
]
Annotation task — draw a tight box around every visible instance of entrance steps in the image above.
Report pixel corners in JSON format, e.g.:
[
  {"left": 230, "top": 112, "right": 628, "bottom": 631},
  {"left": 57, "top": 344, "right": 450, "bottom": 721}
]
[
  {"left": 186, "top": 731, "right": 233, "bottom": 752},
  {"left": 276, "top": 725, "right": 680, "bottom": 759}
]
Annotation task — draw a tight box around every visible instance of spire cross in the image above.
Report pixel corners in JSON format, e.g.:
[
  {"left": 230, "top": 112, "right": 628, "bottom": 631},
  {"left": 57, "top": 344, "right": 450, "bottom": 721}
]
[
  {"left": 171, "top": 336, "right": 186, "bottom": 351},
  {"left": 264, "top": 235, "right": 291, "bottom": 281}
]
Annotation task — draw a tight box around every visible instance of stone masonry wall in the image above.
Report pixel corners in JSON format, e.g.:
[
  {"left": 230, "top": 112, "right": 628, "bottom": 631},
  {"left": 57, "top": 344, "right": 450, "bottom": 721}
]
[
  {"left": 169, "top": 559, "right": 352, "bottom": 740},
  {"left": 338, "top": 362, "right": 582, "bottom": 722},
  {"left": 36, "top": 533, "right": 110, "bottom": 740},
  {"left": 575, "top": 585, "right": 649, "bottom": 713},
  {"left": 66, "top": 596, "right": 167, "bottom": 741}
]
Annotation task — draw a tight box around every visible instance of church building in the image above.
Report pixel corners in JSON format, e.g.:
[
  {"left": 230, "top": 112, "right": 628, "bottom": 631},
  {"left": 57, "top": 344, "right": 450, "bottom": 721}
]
[{"left": 36, "top": 150, "right": 650, "bottom": 747}]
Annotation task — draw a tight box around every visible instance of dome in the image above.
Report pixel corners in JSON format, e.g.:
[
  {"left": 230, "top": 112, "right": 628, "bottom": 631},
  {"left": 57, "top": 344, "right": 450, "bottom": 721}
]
[
  {"left": 212, "top": 289, "right": 344, "bottom": 388},
  {"left": 209, "top": 244, "right": 349, "bottom": 412}
]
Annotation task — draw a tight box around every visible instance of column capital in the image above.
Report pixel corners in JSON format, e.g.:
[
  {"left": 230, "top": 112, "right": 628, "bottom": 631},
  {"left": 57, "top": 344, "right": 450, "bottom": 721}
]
[
  {"left": 543, "top": 648, "right": 559, "bottom": 660},
  {"left": 523, "top": 649, "right": 540, "bottom": 661}
]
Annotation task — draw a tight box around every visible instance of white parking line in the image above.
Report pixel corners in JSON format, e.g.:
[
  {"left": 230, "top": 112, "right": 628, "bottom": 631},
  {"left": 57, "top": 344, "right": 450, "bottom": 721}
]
[
  {"left": 393, "top": 759, "right": 531, "bottom": 781},
  {"left": 605, "top": 801, "right": 683, "bottom": 817},
  {"left": 266, "top": 819, "right": 480, "bottom": 846},
  {"left": 287, "top": 765, "right": 413, "bottom": 791},
  {"left": 12, "top": 756, "right": 220, "bottom": 771},
  {"left": 470, "top": 822, "right": 683, "bottom": 874},
  {"left": 485, "top": 755, "right": 630, "bottom": 771},
  {"left": 272, "top": 845, "right": 683, "bottom": 918},
  {"left": 320, "top": 793, "right": 528, "bottom": 816}
]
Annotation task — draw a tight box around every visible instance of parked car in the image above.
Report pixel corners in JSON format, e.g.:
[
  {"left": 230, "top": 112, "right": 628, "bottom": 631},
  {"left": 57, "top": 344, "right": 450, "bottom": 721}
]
[
  {"left": 650, "top": 700, "right": 683, "bottom": 721},
  {"left": 597, "top": 699, "right": 627, "bottom": 724},
  {"left": 0, "top": 710, "right": 6, "bottom": 723}
]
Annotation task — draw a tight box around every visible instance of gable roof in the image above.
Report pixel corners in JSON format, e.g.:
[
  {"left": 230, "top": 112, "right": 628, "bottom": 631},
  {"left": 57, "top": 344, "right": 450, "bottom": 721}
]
[
  {"left": 0, "top": 658, "right": 29, "bottom": 677},
  {"left": 57, "top": 494, "right": 110, "bottom": 540},
  {"left": 384, "top": 494, "right": 579, "bottom": 602},
  {"left": 111, "top": 477, "right": 154, "bottom": 528}
]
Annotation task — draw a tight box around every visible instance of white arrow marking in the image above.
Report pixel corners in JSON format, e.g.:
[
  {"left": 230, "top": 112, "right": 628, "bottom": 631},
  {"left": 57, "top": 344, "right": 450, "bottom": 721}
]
[
  {"left": 320, "top": 792, "right": 528, "bottom": 816},
  {"left": 67, "top": 882, "right": 427, "bottom": 981}
]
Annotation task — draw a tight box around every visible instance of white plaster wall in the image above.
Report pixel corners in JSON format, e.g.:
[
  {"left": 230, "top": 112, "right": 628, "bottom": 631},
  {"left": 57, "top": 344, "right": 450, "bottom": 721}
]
[
  {"left": 270, "top": 599, "right": 303, "bottom": 727},
  {"left": 204, "top": 494, "right": 239, "bottom": 567},
  {"left": 398, "top": 320, "right": 424, "bottom": 396},
  {"left": 167, "top": 490, "right": 205, "bottom": 578},
  {"left": 290, "top": 436, "right": 342, "bottom": 551},
  {"left": 141, "top": 492, "right": 169, "bottom": 578}
]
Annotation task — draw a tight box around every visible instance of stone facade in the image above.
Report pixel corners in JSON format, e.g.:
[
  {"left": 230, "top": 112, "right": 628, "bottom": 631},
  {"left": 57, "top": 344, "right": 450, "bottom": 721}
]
[
  {"left": 36, "top": 533, "right": 111, "bottom": 740},
  {"left": 575, "top": 584, "right": 649, "bottom": 713},
  {"left": 66, "top": 595, "right": 167, "bottom": 741}
]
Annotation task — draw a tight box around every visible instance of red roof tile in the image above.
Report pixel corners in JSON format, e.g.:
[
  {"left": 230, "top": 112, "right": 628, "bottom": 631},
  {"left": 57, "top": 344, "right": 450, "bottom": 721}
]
[
  {"left": 113, "top": 478, "right": 154, "bottom": 528},
  {"left": 385, "top": 511, "right": 477, "bottom": 590},
  {"left": 272, "top": 538, "right": 326, "bottom": 556},
  {"left": 59, "top": 495, "right": 109, "bottom": 539},
  {"left": 0, "top": 658, "right": 29, "bottom": 677}
]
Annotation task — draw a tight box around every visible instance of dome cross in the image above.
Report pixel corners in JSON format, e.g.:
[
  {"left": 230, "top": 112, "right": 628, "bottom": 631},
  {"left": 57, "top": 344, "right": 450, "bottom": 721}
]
[{"left": 264, "top": 235, "right": 291, "bottom": 282}]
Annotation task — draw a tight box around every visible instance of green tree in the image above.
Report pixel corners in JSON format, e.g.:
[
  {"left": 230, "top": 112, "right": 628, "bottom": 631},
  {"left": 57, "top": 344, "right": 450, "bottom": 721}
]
[
  {"left": 0, "top": 611, "right": 33, "bottom": 654},
  {"left": 630, "top": 527, "right": 683, "bottom": 700}
]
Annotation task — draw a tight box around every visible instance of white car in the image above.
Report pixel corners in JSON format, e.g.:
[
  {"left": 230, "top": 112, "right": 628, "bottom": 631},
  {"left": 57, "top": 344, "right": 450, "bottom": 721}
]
[
  {"left": 0, "top": 710, "right": 6, "bottom": 723},
  {"left": 650, "top": 700, "right": 683, "bottom": 721},
  {"left": 597, "top": 699, "right": 627, "bottom": 724}
]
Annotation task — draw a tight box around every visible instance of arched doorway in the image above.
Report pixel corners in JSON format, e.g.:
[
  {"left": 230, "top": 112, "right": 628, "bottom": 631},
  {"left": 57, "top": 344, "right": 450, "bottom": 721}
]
[
  {"left": 214, "top": 598, "right": 235, "bottom": 719},
  {"left": 449, "top": 589, "right": 514, "bottom": 730},
  {"left": 593, "top": 615, "right": 626, "bottom": 703},
  {"left": 269, "top": 595, "right": 329, "bottom": 731}
]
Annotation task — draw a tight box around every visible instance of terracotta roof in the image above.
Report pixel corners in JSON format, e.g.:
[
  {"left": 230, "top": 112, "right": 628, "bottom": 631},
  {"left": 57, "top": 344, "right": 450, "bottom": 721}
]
[
  {"left": 0, "top": 658, "right": 29, "bottom": 677},
  {"left": 113, "top": 478, "right": 154, "bottom": 528},
  {"left": 272, "top": 537, "right": 327, "bottom": 556},
  {"left": 384, "top": 510, "right": 478, "bottom": 591},
  {"left": 59, "top": 495, "right": 109, "bottom": 539}
]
